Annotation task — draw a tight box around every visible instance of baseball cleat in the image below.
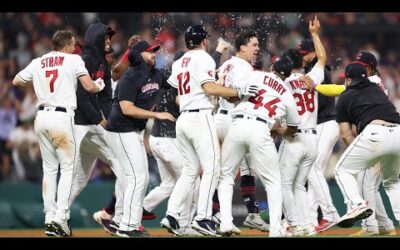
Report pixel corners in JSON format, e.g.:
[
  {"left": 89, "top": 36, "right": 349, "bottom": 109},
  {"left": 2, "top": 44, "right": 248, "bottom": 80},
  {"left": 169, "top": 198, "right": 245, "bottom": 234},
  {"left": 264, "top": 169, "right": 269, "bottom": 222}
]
[
  {"left": 44, "top": 222, "right": 59, "bottom": 237},
  {"left": 93, "top": 209, "right": 116, "bottom": 234},
  {"left": 192, "top": 219, "right": 219, "bottom": 236},
  {"left": 336, "top": 202, "right": 373, "bottom": 228},
  {"left": 116, "top": 229, "right": 150, "bottom": 238},
  {"left": 52, "top": 218, "right": 72, "bottom": 237},
  {"left": 160, "top": 215, "right": 182, "bottom": 236},
  {"left": 142, "top": 209, "right": 157, "bottom": 220},
  {"left": 243, "top": 213, "right": 270, "bottom": 232},
  {"left": 315, "top": 219, "right": 336, "bottom": 233},
  {"left": 219, "top": 222, "right": 241, "bottom": 236}
]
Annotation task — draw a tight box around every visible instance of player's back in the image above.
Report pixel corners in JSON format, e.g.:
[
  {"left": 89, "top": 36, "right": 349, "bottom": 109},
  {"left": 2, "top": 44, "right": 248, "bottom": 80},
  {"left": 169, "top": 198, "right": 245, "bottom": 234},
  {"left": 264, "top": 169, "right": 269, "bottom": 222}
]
[
  {"left": 285, "top": 72, "right": 317, "bottom": 129},
  {"left": 284, "top": 63, "right": 325, "bottom": 129},
  {"left": 233, "top": 71, "right": 299, "bottom": 126},
  {"left": 28, "top": 51, "right": 85, "bottom": 110},
  {"left": 168, "top": 50, "right": 216, "bottom": 112},
  {"left": 217, "top": 56, "right": 254, "bottom": 111}
]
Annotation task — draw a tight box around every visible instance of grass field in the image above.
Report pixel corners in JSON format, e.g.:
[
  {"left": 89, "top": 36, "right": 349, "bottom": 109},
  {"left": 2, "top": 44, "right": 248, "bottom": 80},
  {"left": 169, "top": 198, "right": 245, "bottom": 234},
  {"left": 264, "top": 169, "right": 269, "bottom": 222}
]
[{"left": 0, "top": 227, "right": 399, "bottom": 237}]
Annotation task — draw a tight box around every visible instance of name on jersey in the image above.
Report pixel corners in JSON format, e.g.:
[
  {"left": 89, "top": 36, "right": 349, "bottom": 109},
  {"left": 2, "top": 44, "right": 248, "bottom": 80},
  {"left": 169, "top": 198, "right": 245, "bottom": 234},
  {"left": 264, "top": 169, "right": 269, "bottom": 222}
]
[
  {"left": 41, "top": 56, "right": 64, "bottom": 68},
  {"left": 142, "top": 83, "right": 159, "bottom": 93},
  {"left": 263, "top": 75, "right": 287, "bottom": 95},
  {"left": 289, "top": 79, "right": 306, "bottom": 90}
]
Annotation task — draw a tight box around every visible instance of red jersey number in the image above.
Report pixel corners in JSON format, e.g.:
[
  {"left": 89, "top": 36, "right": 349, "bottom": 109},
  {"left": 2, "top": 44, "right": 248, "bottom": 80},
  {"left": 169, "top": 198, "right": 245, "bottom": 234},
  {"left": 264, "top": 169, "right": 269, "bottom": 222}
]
[
  {"left": 293, "top": 90, "right": 315, "bottom": 115},
  {"left": 248, "top": 89, "right": 281, "bottom": 118},
  {"left": 177, "top": 71, "right": 190, "bottom": 95},
  {"left": 46, "top": 69, "right": 58, "bottom": 93}
]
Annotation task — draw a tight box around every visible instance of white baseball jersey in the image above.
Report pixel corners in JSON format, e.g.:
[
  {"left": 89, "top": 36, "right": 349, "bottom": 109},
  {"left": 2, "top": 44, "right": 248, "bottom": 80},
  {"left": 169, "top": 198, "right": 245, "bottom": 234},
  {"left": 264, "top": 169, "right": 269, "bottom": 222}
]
[
  {"left": 284, "top": 64, "right": 324, "bottom": 129},
  {"left": 16, "top": 51, "right": 88, "bottom": 110},
  {"left": 369, "top": 75, "right": 389, "bottom": 96},
  {"left": 232, "top": 71, "right": 300, "bottom": 126},
  {"left": 217, "top": 56, "right": 254, "bottom": 111},
  {"left": 167, "top": 50, "right": 216, "bottom": 111}
]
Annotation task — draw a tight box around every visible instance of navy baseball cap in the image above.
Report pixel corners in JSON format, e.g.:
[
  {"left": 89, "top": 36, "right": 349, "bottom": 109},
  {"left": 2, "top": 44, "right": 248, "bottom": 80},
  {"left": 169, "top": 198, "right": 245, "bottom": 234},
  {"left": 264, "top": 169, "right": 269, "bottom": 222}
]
[
  {"left": 131, "top": 41, "right": 160, "bottom": 53},
  {"left": 344, "top": 62, "right": 368, "bottom": 79},
  {"left": 355, "top": 51, "right": 377, "bottom": 69},
  {"left": 272, "top": 56, "right": 293, "bottom": 77},
  {"left": 297, "top": 39, "right": 315, "bottom": 55}
]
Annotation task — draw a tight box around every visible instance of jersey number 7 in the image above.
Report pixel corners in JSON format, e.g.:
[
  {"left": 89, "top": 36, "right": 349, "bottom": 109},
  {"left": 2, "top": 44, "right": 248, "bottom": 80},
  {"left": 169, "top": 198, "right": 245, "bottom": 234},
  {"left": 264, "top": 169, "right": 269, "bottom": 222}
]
[
  {"left": 248, "top": 89, "right": 281, "bottom": 118},
  {"left": 46, "top": 69, "right": 58, "bottom": 93}
]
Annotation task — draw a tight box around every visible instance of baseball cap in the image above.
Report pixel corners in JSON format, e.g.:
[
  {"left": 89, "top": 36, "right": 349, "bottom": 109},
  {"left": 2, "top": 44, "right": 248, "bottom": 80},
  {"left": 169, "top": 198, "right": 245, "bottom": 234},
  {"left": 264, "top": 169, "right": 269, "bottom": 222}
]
[
  {"left": 272, "top": 56, "right": 293, "bottom": 77},
  {"left": 355, "top": 51, "right": 377, "bottom": 69},
  {"left": 131, "top": 40, "right": 160, "bottom": 53},
  {"left": 297, "top": 39, "right": 315, "bottom": 55},
  {"left": 344, "top": 62, "right": 368, "bottom": 79}
]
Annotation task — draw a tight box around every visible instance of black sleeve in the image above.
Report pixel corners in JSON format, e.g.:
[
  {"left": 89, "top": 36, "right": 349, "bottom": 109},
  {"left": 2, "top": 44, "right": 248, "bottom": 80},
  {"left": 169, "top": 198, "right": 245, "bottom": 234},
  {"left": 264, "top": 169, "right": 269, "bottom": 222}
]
[
  {"left": 211, "top": 51, "right": 222, "bottom": 68},
  {"left": 336, "top": 94, "right": 349, "bottom": 123},
  {"left": 98, "top": 69, "right": 112, "bottom": 119},
  {"left": 77, "top": 55, "right": 103, "bottom": 124},
  {"left": 117, "top": 77, "right": 138, "bottom": 104}
]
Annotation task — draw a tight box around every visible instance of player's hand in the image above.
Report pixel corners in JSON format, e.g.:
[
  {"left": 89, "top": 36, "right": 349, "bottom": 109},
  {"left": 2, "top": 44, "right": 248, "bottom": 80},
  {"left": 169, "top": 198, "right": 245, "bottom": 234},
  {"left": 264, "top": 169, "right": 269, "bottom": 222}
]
[
  {"left": 216, "top": 38, "right": 232, "bottom": 53},
  {"left": 128, "top": 35, "right": 141, "bottom": 47},
  {"left": 299, "top": 75, "right": 317, "bottom": 90},
  {"left": 309, "top": 15, "right": 320, "bottom": 34},
  {"left": 99, "top": 119, "right": 107, "bottom": 129},
  {"left": 155, "top": 112, "right": 176, "bottom": 122},
  {"left": 94, "top": 78, "right": 106, "bottom": 92},
  {"left": 237, "top": 84, "right": 259, "bottom": 98}
]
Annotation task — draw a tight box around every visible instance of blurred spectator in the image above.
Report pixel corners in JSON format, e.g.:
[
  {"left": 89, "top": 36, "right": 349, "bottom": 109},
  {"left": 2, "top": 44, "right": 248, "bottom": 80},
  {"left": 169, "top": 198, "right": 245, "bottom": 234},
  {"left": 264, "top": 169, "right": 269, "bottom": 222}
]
[{"left": 7, "top": 120, "right": 41, "bottom": 182}]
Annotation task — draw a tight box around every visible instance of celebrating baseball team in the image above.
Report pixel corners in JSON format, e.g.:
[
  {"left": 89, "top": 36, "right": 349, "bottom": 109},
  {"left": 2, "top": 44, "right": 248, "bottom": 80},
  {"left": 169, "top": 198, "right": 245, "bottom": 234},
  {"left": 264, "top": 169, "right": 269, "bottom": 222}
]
[{"left": 12, "top": 14, "right": 400, "bottom": 237}]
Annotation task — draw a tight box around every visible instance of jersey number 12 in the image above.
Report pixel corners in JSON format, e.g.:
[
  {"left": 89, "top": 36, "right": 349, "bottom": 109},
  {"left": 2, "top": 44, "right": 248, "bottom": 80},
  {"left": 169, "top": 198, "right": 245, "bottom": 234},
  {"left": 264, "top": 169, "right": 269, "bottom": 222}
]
[
  {"left": 177, "top": 71, "right": 190, "bottom": 95},
  {"left": 46, "top": 69, "right": 58, "bottom": 93}
]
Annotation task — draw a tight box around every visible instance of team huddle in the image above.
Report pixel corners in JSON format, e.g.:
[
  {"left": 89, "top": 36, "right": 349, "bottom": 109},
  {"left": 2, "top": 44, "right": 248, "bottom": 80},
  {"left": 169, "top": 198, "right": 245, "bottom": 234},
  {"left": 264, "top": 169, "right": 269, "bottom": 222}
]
[{"left": 12, "top": 15, "right": 400, "bottom": 237}]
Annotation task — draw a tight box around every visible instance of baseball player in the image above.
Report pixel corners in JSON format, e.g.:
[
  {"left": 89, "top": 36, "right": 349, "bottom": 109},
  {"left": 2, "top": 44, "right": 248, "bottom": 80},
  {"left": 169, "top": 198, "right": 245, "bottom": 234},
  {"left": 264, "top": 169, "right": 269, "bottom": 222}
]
[
  {"left": 12, "top": 30, "right": 104, "bottom": 237},
  {"left": 67, "top": 22, "right": 127, "bottom": 237},
  {"left": 161, "top": 24, "right": 258, "bottom": 236},
  {"left": 278, "top": 16, "right": 327, "bottom": 236},
  {"left": 105, "top": 41, "right": 176, "bottom": 238},
  {"left": 334, "top": 62, "right": 400, "bottom": 229},
  {"left": 213, "top": 29, "right": 269, "bottom": 232},
  {"left": 139, "top": 51, "right": 201, "bottom": 236},
  {"left": 297, "top": 37, "right": 340, "bottom": 231},
  {"left": 306, "top": 52, "right": 396, "bottom": 236},
  {"left": 218, "top": 56, "right": 300, "bottom": 237}
]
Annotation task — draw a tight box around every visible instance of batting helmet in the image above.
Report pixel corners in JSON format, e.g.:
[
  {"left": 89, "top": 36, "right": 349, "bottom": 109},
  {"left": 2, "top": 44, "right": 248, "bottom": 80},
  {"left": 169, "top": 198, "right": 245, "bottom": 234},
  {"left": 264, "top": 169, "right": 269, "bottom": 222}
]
[
  {"left": 185, "top": 25, "right": 209, "bottom": 49},
  {"left": 272, "top": 56, "right": 293, "bottom": 78}
]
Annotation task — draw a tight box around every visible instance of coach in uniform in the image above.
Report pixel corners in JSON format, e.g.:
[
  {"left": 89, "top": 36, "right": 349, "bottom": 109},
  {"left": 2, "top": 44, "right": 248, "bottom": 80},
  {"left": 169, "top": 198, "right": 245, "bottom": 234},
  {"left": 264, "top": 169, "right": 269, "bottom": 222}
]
[{"left": 105, "top": 41, "right": 175, "bottom": 238}]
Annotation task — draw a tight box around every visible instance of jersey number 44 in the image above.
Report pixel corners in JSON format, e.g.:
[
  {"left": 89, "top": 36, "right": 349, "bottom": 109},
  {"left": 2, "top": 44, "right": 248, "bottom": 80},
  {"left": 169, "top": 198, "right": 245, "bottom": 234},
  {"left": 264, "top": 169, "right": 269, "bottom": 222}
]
[{"left": 249, "top": 89, "right": 281, "bottom": 118}]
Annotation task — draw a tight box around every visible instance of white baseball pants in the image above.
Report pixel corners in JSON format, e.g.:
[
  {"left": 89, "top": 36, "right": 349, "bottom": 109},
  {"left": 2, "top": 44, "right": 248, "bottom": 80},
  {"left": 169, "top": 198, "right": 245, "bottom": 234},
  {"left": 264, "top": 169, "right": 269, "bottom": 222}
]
[
  {"left": 167, "top": 110, "right": 220, "bottom": 222},
  {"left": 218, "top": 118, "right": 283, "bottom": 237},
  {"left": 279, "top": 131, "right": 318, "bottom": 227},
  {"left": 214, "top": 111, "right": 256, "bottom": 176},
  {"left": 68, "top": 124, "right": 125, "bottom": 223},
  {"left": 307, "top": 120, "right": 340, "bottom": 224},
  {"left": 335, "top": 123, "right": 400, "bottom": 221},
  {"left": 357, "top": 164, "right": 395, "bottom": 232},
  {"left": 106, "top": 130, "right": 149, "bottom": 231},
  {"left": 34, "top": 109, "right": 76, "bottom": 221},
  {"left": 144, "top": 135, "right": 199, "bottom": 228}
]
